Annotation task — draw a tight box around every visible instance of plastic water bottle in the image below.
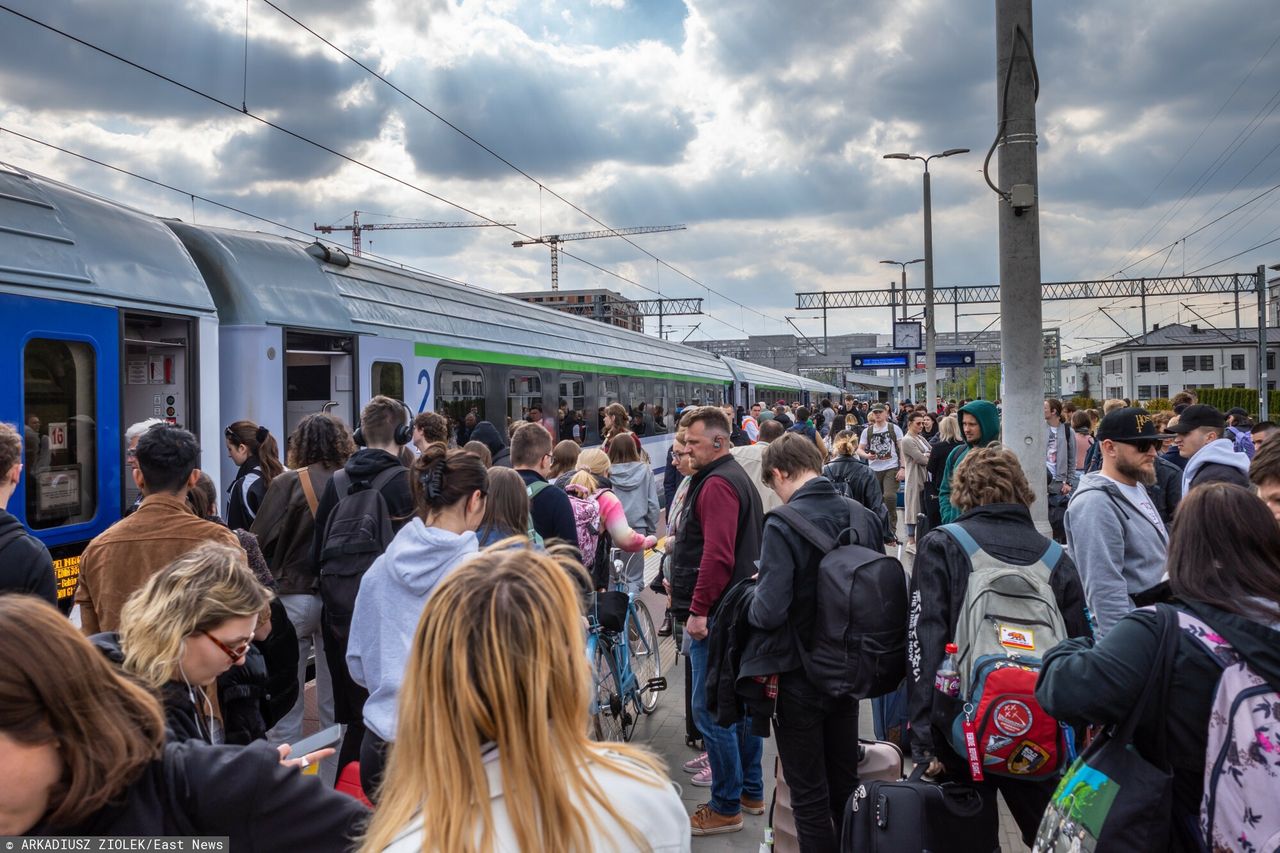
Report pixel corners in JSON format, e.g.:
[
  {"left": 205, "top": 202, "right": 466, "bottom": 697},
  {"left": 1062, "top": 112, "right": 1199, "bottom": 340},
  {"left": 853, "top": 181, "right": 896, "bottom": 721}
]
[{"left": 935, "top": 643, "right": 960, "bottom": 698}]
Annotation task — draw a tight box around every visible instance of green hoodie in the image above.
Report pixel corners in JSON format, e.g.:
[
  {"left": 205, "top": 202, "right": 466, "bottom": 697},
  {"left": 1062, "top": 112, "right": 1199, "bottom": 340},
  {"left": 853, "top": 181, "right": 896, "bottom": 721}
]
[{"left": 937, "top": 400, "right": 1001, "bottom": 523}]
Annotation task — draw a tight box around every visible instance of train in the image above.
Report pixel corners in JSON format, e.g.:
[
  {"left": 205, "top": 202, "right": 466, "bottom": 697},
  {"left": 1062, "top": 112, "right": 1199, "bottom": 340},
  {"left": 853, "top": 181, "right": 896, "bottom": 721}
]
[{"left": 0, "top": 164, "right": 843, "bottom": 607}]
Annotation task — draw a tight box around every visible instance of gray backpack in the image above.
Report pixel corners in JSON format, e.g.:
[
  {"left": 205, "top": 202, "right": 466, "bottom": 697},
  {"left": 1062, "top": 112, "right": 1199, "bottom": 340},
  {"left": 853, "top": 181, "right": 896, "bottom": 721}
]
[{"left": 318, "top": 466, "right": 402, "bottom": 643}]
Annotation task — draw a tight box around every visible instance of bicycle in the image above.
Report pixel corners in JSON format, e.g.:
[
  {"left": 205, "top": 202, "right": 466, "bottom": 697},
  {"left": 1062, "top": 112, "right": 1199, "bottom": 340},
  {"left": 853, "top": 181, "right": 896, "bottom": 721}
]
[{"left": 587, "top": 548, "right": 666, "bottom": 742}]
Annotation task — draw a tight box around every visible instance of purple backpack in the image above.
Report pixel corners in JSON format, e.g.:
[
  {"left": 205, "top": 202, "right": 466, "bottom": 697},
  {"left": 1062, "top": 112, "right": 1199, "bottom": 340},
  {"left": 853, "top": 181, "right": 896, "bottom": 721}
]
[
  {"left": 1177, "top": 610, "right": 1280, "bottom": 852},
  {"left": 563, "top": 484, "right": 603, "bottom": 566}
]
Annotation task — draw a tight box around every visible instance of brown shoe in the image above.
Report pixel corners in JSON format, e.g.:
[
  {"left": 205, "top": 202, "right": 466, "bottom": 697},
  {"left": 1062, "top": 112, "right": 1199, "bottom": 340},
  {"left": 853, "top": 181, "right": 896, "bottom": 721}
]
[
  {"left": 740, "top": 796, "right": 766, "bottom": 815},
  {"left": 690, "top": 804, "right": 743, "bottom": 836}
]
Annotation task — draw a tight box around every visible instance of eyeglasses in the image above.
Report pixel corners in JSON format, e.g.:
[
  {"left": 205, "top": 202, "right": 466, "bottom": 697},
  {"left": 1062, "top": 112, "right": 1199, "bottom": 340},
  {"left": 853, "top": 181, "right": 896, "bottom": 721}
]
[{"left": 202, "top": 631, "right": 252, "bottom": 663}]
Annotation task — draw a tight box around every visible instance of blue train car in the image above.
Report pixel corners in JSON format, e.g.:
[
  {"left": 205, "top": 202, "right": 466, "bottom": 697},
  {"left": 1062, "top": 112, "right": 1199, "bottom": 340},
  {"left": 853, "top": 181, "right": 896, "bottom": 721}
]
[{"left": 0, "top": 166, "right": 221, "bottom": 607}]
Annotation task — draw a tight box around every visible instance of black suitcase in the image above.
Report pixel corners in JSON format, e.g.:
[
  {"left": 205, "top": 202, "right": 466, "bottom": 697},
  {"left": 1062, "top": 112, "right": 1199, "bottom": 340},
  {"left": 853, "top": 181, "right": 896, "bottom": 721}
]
[{"left": 841, "top": 766, "right": 999, "bottom": 853}]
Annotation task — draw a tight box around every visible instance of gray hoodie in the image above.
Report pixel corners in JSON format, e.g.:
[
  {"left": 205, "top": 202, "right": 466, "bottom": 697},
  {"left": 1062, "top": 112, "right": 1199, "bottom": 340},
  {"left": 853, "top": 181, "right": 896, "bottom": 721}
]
[
  {"left": 1064, "top": 471, "right": 1169, "bottom": 638},
  {"left": 608, "top": 462, "right": 659, "bottom": 535},
  {"left": 1181, "top": 437, "right": 1251, "bottom": 494},
  {"left": 347, "top": 519, "right": 479, "bottom": 741}
]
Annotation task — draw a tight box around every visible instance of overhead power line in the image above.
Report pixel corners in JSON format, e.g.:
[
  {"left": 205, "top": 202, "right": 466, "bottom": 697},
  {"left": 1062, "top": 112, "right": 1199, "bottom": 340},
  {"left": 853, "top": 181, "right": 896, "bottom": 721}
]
[{"left": 0, "top": 4, "right": 761, "bottom": 336}]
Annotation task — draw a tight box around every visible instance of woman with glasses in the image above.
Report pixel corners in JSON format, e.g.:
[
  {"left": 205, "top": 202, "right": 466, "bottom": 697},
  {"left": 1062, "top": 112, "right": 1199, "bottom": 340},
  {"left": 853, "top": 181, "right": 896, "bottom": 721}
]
[
  {"left": 346, "top": 444, "right": 488, "bottom": 800},
  {"left": 88, "top": 542, "right": 272, "bottom": 746}
]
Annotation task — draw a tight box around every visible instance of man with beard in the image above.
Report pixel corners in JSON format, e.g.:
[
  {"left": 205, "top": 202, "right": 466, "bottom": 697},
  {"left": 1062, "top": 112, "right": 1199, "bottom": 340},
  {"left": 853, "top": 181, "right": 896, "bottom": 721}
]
[{"left": 1064, "top": 407, "right": 1175, "bottom": 638}]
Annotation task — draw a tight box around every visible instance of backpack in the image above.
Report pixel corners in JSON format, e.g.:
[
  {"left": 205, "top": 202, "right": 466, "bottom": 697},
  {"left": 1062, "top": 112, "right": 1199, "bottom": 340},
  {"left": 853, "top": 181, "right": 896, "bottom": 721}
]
[
  {"left": 318, "top": 466, "right": 403, "bottom": 644},
  {"left": 560, "top": 483, "right": 603, "bottom": 566},
  {"left": 1226, "top": 425, "right": 1256, "bottom": 460},
  {"left": 524, "top": 481, "right": 549, "bottom": 548},
  {"left": 938, "top": 523, "right": 1071, "bottom": 781},
  {"left": 1175, "top": 609, "right": 1280, "bottom": 851},
  {"left": 768, "top": 500, "right": 908, "bottom": 699}
]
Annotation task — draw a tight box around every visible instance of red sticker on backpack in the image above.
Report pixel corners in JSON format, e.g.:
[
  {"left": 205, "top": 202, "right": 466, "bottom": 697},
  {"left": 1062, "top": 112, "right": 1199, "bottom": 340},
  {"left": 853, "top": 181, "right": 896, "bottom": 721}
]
[{"left": 993, "top": 700, "right": 1033, "bottom": 737}]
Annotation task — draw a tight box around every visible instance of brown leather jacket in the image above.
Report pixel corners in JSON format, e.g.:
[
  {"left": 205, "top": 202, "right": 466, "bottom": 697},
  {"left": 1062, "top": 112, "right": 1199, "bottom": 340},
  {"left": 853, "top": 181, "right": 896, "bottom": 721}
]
[
  {"left": 74, "top": 493, "right": 244, "bottom": 634},
  {"left": 250, "top": 465, "right": 336, "bottom": 596}
]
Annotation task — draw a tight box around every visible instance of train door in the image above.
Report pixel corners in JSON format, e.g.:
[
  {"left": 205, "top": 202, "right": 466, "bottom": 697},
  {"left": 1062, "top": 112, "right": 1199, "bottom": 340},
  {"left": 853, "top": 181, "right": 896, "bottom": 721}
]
[
  {"left": 283, "top": 329, "right": 354, "bottom": 441},
  {"left": 358, "top": 334, "right": 415, "bottom": 414},
  {"left": 0, "top": 294, "right": 120, "bottom": 610},
  {"left": 121, "top": 312, "right": 195, "bottom": 509}
]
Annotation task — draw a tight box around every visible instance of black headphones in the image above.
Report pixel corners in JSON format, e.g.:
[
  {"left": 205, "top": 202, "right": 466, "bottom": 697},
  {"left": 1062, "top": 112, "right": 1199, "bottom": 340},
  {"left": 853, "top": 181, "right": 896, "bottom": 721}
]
[{"left": 353, "top": 400, "right": 414, "bottom": 447}]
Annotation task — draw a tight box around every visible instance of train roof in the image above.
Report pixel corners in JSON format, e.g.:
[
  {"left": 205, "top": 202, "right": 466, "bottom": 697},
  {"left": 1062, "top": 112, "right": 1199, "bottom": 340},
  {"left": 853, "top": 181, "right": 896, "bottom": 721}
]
[
  {"left": 720, "top": 356, "right": 842, "bottom": 397},
  {"left": 166, "top": 221, "right": 738, "bottom": 385},
  {"left": 0, "top": 166, "right": 215, "bottom": 315}
]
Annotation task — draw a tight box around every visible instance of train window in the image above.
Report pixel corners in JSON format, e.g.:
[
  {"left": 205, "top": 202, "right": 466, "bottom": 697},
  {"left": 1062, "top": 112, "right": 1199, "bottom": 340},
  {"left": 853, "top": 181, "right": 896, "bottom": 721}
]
[
  {"left": 435, "top": 364, "right": 485, "bottom": 429},
  {"left": 23, "top": 339, "right": 97, "bottom": 530},
  {"left": 652, "top": 383, "right": 669, "bottom": 433},
  {"left": 673, "top": 383, "right": 688, "bottom": 415},
  {"left": 597, "top": 377, "right": 619, "bottom": 438},
  {"left": 507, "top": 372, "right": 543, "bottom": 427},
  {"left": 558, "top": 374, "right": 586, "bottom": 443},
  {"left": 371, "top": 361, "right": 404, "bottom": 401},
  {"left": 624, "top": 380, "right": 647, "bottom": 435}
]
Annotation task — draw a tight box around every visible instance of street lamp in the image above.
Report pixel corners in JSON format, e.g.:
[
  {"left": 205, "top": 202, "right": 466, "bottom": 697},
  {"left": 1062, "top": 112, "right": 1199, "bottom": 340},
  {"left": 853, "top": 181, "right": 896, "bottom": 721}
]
[
  {"left": 882, "top": 258, "right": 924, "bottom": 402},
  {"left": 883, "top": 148, "right": 970, "bottom": 412}
]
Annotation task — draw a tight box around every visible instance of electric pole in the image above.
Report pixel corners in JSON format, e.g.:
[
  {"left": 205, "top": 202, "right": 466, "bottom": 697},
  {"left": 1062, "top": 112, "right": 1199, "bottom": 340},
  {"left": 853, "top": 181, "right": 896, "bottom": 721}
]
[{"left": 996, "top": 0, "right": 1048, "bottom": 529}]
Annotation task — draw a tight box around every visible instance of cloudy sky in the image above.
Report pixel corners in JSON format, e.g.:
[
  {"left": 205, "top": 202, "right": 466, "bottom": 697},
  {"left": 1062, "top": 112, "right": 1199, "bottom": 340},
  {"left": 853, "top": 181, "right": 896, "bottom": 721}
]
[{"left": 2, "top": 0, "right": 1279, "bottom": 360}]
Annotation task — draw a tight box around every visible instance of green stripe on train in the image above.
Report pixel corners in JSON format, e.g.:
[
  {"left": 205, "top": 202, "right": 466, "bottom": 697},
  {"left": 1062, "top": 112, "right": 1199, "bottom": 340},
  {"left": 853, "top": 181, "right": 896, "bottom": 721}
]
[{"left": 413, "top": 342, "right": 754, "bottom": 387}]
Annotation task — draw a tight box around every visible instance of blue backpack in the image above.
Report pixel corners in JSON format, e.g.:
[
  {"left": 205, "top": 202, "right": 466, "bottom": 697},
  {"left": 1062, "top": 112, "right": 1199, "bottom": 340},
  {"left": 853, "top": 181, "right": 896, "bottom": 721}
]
[{"left": 1226, "top": 425, "right": 1255, "bottom": 460}]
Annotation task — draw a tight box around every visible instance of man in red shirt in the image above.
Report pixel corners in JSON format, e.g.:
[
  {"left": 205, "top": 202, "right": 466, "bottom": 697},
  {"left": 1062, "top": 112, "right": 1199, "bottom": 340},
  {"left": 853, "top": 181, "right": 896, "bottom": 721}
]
[{"left": 669, "top": 407, "right": 764, "bottom": 836}]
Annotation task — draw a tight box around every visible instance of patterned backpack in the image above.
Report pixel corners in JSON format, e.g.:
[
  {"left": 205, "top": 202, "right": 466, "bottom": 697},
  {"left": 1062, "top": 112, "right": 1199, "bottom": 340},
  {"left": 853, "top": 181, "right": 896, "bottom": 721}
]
[
  {"left": 1176, "top": 610, "right": 1280, "bottom": 852},
  {"left": 562, "top": 483, "right": 603, "bottom": 566},
  {"left": 939, "top": 523, "right": 1072, "bottom": 781}
]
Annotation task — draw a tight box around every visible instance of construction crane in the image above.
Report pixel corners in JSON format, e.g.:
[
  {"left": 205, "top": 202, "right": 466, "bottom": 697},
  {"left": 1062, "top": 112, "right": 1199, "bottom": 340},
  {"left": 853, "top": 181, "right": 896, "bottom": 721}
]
[
  {"left": 511, "top": 224, "right": 686, "bottom": 290},
  {"left": 314, "top": 210, "right": 515, "bottom": 256}
]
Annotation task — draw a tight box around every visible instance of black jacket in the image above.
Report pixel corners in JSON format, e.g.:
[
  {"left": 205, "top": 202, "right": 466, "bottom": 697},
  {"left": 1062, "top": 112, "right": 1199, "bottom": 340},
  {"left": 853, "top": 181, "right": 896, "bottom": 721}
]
[
  {"left": 1149, "top": 454, "right": 1183, "bottom": 525},
  {"left": 517, "top": 469, "right": 578, "bottom": 546},
  {"left": 705, "top": 578, "right": 777, "bottom": 736},
  {"left": 312, "top": 449, "right": 413, "bottom": 565},
  {"left": 821, "top": 456, "right": 891, "bottom": 539},
  {"left": 749, "top": 478, "right": 884, "bottom": 667},
  {"left": 226, "top": 457, "right": 267, "bottom": 530},
  {"left": 1037, "top": 599, "right": 1280, "bottom": 853},
  {"left": 471, "top": 421, "right": 511, "bottom": 468},
  {"left": 906, "top": 503, "right": 1092, "bottom": 764},
  {"left": 30, "top": 740, "right": 367, "bottom": 849},
  {"left": 0, "top": 509, "right": 55, "bottom": 605}
]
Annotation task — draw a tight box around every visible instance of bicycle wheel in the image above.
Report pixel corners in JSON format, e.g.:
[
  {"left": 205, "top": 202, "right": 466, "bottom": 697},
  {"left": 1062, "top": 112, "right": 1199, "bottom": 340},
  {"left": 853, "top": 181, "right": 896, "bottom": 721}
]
[
  {"left": 589, "top": 636, "right": 627, "bottom": 742},
  {"left": 628, "top": 598, "right": 663, "bottom": 714}
]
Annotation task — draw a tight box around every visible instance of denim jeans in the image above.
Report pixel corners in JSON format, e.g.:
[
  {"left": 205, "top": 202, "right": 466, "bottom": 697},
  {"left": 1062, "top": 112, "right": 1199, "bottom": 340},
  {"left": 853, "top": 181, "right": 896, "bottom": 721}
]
[
  {"left": 269, "top": 593, "right": 337, "bottom": 785},
  {"left": 687, "top": 627, "right": 764, "bottom": 815}
]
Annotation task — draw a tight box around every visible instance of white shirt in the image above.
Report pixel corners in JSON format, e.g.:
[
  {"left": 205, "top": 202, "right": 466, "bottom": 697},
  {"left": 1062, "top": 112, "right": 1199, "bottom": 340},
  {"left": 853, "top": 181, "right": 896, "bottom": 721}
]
[
  {"left": 382, "top": 746, "right": 690, "bottom": 852},
  {"left": 1045, "top": 425, "right": 1058, "bottom": 476},
  {"left": 861, "top": 422, "right": 903, "bottom": 472},
  {"left": 1101, "top": 474, "right": 1166, "bottom": 533}
]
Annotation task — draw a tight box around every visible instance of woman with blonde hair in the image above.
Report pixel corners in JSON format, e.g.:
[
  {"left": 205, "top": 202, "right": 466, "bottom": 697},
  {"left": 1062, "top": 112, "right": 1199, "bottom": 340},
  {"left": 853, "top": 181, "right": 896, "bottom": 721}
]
[
  {"left": 568, "top": 448, "right": 656, "bottom": 588},
  {"left": 924, "top": 415, "right": 964, "bottom": 527},
  {"left": 359, "top": 547, "right": 688, "bottom": 852},
  {"left": 89, "top": 542, "right": 272, "bottom": 745}
]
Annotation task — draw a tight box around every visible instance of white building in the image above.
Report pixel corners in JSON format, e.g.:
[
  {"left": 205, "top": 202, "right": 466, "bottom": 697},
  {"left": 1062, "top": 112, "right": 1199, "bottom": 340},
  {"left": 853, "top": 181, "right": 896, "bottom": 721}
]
[
  {"left": 1060, "top": 356, "right": 1102, "bottom": 400},
  {"left": 1097, "top": 323, "right": 1280, "bottom": 402}
]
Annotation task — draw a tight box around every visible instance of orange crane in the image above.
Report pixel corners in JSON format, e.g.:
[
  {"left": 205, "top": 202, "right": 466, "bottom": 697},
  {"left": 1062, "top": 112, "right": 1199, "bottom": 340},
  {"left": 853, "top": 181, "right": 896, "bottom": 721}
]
[
  {"left": 512, "top": 224, "right": 686, "bottom": 290},
  {"left": 314, "top": 210, "right": 515, "bottom": 256}
]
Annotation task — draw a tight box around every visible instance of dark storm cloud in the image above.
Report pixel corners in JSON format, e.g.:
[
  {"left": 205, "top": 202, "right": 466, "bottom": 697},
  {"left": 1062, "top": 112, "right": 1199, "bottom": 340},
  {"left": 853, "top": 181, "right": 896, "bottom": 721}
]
[{"left": 398, "top": 50, "right": 697, "bottom": 181}]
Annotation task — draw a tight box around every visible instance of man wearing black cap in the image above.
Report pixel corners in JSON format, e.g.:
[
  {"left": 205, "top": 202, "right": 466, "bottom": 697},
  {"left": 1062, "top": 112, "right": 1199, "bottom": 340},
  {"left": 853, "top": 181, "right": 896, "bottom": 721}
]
[
  {"left": 1168, "top": 404, "right": 1251, "bottom": 494},
  {"left": 1064, "top": 408, "right": 1173, "bottom": 637}
]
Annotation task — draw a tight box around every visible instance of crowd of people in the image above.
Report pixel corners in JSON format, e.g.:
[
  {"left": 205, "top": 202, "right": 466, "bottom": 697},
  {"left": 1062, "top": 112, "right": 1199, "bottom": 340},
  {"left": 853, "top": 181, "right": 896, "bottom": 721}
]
[{"left": 1, "top": 386, "right": 1278, "bottom": 853}]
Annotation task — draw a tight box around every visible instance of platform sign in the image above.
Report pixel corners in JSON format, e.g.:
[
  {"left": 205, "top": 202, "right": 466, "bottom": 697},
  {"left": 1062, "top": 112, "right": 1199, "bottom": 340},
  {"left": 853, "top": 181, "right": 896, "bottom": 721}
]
[
  {"left": 851, "top": 352, "right": 910, "bottom": 369},
  {"left": 913, "top": 350, "right": 977, "bottom": 368},
  {"left": 47, "top": 422, "right": 67, "bottom": 451}
]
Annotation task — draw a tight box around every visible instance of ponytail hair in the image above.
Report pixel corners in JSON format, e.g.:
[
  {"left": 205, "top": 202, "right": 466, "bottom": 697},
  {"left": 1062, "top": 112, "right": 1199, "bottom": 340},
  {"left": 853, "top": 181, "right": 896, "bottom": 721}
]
[
  {"left": 411, "top": 444, "right": 488, "bottom": 520},
  {"left": 224, "top": 420, "right": 284, "bottom": 486}
]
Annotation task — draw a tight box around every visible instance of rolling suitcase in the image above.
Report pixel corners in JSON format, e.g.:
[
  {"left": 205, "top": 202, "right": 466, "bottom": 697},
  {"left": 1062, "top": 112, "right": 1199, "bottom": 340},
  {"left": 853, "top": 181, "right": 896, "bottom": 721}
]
[
  {"left": 840, "top": 765, "right": 998, "bottom": 853},
  {"left": 771, "top": 739, "right": 904, "bottom": 853}
]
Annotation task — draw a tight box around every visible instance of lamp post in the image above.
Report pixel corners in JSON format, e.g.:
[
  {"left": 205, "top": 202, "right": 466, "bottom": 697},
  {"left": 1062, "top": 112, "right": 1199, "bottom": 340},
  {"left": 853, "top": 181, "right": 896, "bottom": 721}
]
[
  {"left": 882, "top": 258, "right": 924, "bottom": 402},
  {"left": 883, "top": 148, "right": 970, "bottom": 413}
]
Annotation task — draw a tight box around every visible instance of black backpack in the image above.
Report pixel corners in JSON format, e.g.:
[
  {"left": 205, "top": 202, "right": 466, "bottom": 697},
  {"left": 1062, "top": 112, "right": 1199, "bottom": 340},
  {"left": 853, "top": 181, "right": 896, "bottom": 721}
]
[
  {"left": 318, "top": 466, "right": 403, "bottom": 643},
  {"left": 769, "top": 501, "right": 908, "bottom": 699}
]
